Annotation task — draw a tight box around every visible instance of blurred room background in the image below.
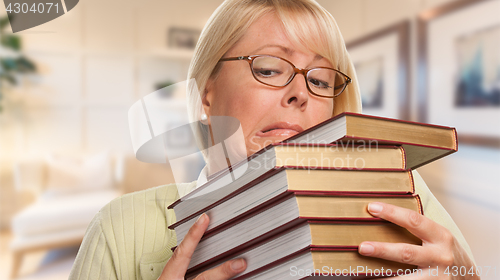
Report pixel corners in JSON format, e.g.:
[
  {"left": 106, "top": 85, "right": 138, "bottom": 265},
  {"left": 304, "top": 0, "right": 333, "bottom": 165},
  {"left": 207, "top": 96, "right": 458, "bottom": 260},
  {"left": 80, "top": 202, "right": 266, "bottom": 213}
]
[{"left": 0, "top": 0, "right": 498, "bottom": 279}]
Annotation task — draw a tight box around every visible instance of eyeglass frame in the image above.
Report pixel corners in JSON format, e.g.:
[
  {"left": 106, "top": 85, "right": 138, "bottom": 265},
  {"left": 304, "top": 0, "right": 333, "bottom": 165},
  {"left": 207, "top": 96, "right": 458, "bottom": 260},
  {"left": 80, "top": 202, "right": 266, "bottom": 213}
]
[{"left": 218, "top": 54, "right": 352, "bottom": 98}]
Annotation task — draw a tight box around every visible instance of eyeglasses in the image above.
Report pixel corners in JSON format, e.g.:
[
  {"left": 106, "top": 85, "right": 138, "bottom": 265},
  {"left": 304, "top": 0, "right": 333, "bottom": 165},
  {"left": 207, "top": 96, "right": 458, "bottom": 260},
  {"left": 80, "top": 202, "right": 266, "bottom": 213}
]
[{"left": 218, "top": 55, "right": 351, "bottom": 98}]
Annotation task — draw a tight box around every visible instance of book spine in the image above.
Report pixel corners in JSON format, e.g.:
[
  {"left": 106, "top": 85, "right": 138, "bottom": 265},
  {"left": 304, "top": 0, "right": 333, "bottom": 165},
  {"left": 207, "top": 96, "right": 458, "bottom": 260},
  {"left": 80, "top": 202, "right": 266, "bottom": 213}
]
[
  {"left": 453, "top": 127, "right": 458, "bottom": 151},
  {"left": 415, "top": 194, "right": 423, "bottom": 216},
  {"left": 400, "top": 146, "right": 407, "bottom": 170},
  {"left": 409, "top": 170, "right": 415, "bottom": 194}
]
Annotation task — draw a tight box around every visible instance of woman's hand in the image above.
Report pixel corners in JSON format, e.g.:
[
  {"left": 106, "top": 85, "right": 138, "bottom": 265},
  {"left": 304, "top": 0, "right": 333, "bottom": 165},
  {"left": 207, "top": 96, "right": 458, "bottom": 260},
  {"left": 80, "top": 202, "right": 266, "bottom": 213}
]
[
  {"left": 359, "top": 202, "right": 479, "bottom": 280},
  {"left": 158, "top": 213, "right": 246, "bottom": 280}
]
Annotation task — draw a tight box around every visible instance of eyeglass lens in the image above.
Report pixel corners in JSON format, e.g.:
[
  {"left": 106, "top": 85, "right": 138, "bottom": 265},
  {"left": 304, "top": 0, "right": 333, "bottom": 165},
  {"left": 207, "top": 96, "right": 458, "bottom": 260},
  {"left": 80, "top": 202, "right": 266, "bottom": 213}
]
[{"left": 251, "top": 56, "right": 348, "bottom": 97}]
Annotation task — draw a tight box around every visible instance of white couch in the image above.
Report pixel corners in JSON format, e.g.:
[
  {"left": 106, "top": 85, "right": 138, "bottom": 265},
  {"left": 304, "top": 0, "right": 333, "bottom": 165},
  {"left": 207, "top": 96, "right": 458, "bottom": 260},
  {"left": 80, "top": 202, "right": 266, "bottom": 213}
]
[{"left": 10, "top": 153, "right": 122, "bottom": 279}]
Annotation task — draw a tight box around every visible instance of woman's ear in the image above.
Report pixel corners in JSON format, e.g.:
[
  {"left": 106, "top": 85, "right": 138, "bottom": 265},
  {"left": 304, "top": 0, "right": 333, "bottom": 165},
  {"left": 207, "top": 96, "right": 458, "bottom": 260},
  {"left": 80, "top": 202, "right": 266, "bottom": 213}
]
[{"left": 201, "top": 78, "right": 214, "bottom": 125}]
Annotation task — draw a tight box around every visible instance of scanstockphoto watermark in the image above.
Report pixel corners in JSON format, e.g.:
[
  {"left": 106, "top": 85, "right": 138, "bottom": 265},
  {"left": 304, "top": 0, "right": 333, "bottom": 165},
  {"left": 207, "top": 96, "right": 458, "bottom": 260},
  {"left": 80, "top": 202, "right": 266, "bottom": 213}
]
[
  {"left": 289, "top": 265, "right": 417, "bottom": 277},
  {"left": 289, "top": 266, "right": 498, "bottom": 278}
]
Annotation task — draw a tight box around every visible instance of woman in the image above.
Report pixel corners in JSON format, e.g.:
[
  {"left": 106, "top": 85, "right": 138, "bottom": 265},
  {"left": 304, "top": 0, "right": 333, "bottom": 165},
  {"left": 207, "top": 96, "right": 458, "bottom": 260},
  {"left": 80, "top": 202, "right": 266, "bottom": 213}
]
[{"left": 70, "top": 0, "right": 478, "bottom": 279}]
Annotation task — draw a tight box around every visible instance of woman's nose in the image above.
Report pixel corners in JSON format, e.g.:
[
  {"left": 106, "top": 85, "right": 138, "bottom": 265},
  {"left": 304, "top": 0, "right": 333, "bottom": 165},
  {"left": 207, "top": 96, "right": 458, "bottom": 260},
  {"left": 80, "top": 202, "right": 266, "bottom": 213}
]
[{"left": 280, "top": 73, "right": 309, "bottom": 110}]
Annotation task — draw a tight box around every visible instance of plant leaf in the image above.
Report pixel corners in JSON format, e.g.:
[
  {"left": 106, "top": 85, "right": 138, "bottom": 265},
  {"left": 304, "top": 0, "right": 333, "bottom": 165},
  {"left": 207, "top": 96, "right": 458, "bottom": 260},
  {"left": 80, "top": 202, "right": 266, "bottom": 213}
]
[
  {"left": 1, "top": 58, "right": 17, "bottom": 71},
  {"left": 15, "top": 57, "right": 35, "bottom": 72},
  {"left": 0, "top": 16, "right": 10, "bottom": 31},
  {"left": 2, "top": 73, "right": 18, "bottom": 85},
  {"left": 1, "top": 35, "right": 21, "bottom": 51}
]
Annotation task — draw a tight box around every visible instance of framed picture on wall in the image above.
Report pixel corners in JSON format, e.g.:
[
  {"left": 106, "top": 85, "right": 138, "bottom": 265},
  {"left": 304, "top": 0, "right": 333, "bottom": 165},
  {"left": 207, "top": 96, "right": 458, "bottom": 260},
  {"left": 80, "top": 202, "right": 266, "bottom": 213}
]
[
  {"left": 346, "top": 21, "right": 410, "bottom": 120},
  {"left": 168, "top": 27, "right": 201, "bottom": 50},
  {"left": 418, "top": 0, "right": 500, "bottom": 147}
]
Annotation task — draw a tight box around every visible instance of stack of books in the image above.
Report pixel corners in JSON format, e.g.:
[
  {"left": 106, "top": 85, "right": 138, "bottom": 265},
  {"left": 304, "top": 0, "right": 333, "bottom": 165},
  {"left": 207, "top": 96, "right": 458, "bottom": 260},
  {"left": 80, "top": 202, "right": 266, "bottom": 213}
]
[{"left": 167, "top": 112, "right": 458, "bottom": 279}]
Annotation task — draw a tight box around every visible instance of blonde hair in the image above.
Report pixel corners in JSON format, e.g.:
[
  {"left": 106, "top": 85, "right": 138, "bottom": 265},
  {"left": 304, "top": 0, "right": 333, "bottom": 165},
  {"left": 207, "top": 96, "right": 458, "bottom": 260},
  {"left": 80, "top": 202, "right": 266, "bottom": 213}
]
[{"left": 187, "top": 0, "right": 361, "bottom": 159}]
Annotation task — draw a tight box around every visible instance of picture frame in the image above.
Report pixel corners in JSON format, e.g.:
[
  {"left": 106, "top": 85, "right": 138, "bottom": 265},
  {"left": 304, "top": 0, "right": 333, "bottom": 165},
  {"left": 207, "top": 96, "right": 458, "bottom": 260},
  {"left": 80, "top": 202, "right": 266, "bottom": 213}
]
[
  {"left": 418, "top": 0, "right": 500, "bottom": 148},
  {"left": 168, "top": 27, "right": 201, "bottom": 50},
  {"left": 347, "top": 20, "right": 410, "bottom": 120}
]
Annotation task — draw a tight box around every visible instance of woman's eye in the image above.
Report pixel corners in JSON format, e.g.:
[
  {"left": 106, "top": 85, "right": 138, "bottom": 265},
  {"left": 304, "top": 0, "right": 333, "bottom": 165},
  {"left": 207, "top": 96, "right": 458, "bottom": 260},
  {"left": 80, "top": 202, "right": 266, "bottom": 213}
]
[
  {"left": 308, "top": 78, "right": 331, "bottom": 89},
  {"left": 254, "top": 68, "right": 282, "bottom": 78}
]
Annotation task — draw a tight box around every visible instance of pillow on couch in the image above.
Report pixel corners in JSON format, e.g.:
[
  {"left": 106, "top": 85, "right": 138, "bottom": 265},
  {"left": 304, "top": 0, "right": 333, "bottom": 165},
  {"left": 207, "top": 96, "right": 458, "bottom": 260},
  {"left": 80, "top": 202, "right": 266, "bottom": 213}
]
[{"left": 44, "top": 152, "right": 113, "bottom": 196}]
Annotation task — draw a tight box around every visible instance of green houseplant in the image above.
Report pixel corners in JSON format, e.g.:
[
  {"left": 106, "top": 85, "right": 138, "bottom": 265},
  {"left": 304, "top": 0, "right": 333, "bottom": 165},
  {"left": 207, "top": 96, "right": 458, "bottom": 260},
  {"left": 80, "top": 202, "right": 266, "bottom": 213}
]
[{"left": 0, "top": 15, "right": 37, "bottom": 112}]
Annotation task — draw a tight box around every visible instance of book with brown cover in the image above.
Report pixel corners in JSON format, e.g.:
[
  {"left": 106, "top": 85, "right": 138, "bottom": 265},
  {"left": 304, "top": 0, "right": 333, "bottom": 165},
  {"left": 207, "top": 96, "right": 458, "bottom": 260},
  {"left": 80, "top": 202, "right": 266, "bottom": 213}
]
[
  {"left": 170, "top": 144, "right": 410, "bottom": 222},
  {"left": 170, "top": 166, "right": 416, "bottom": 245},
  {"left": 179, "top": 192, "right": 422, "bottom": 271},
  {"left": 284, "top": 112, "right": 457, "bottom": 170},
  {"left": 240, "top": 247, "right": 415, "bottom": 279},
  {"left": 186, "top": 221, "right": 420, "bottom": 279}
]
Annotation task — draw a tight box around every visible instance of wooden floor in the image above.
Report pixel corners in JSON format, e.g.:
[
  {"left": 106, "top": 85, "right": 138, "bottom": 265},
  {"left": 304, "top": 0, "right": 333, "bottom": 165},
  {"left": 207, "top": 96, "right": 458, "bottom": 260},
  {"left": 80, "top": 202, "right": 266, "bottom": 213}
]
[
  {"left": 0, "top": 230, "right": 12, "bottom": 280},
  {"left": 0, "top": 230, "right": 78, "bottom": 280}
]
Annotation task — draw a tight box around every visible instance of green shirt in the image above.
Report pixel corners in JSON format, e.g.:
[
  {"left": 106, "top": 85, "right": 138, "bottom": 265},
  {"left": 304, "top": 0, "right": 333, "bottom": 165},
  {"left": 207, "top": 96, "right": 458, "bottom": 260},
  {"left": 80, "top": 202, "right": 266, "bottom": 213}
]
[{"left": 69, "top": 171, "right": 474, "bottom": 280}]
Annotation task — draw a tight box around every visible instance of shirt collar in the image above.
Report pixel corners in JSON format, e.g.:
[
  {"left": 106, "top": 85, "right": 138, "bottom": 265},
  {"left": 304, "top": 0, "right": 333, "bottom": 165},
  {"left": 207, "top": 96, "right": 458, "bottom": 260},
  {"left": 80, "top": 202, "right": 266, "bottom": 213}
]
[{"left": 195, "top": 165, "right": 209, "bottom": 190}]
